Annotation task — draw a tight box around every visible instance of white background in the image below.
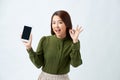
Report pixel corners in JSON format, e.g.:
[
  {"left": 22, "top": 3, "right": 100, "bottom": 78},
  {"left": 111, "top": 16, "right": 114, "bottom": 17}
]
[{"left": 0, "top": 0, "right": 120, "bottom": 80}]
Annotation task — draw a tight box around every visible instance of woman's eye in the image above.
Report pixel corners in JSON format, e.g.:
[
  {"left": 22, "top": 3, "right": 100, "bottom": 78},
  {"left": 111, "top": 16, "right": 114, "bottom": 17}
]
[
  {"left": 59, "top": 21, "right": 63, "bottom": 24},
  {"left": 52, "top": 22, "right": 55, "bottom": 24}
]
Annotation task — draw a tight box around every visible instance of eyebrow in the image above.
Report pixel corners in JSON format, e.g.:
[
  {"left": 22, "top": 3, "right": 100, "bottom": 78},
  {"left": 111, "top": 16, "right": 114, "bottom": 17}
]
[{"left": 52, "top": 20, "right": 63, "bottom": 22}]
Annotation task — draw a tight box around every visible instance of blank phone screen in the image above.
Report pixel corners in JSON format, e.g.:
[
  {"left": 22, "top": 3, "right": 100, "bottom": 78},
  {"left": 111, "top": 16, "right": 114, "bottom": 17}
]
[{"left": 21, "top": 26, "right": 32, "bottom": 40}]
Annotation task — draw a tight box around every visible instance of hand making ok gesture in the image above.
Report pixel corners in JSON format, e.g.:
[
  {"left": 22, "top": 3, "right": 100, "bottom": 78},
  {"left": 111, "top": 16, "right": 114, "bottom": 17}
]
[{"left": 69, "top": 25, "right": 83, "bottom": 43}]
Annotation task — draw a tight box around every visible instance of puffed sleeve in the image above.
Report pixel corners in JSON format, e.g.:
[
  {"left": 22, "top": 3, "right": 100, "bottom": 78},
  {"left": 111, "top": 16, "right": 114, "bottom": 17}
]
[
  {"left": 70, "top": 40, "right": 82, "bottom": 67},
  {"left": 27, "top": 36, "right": 46, "bottom": 68}
]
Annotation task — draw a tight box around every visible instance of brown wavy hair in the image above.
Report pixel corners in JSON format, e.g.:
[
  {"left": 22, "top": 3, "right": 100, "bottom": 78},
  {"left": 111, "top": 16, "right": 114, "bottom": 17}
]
[{"left": 51, "top": 10, "right": 72, "bottom": 39}]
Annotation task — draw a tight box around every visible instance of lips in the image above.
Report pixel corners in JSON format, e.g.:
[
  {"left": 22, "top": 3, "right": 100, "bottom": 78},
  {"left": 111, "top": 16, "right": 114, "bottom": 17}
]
[{"left": 55, "top": 29, "right": 61, "bottom": 33}]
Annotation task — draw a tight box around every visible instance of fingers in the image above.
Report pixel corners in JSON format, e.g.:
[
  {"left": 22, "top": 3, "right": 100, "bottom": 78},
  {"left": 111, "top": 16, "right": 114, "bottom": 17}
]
[
  {"left": 69, "top": 25, "right": 83, "bottom": 35},
  {"left": 76, "top": 25, "right": 83, "bottom": 33},
  {"left": 21, "top": 33, "right": 32, "bottom": 46},
  {"left": 69, "top": 29, "right": 75, "bottom": 34},
  {"left": 29, "top": 34, "right": 32, "bottom": 42}
]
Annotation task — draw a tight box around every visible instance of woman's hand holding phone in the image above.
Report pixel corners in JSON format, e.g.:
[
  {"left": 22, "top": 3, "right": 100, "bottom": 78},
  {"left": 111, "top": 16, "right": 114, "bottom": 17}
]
[
  {"left": 21, "top": 26, "right": 32, "bottom": 50},
  {"left": 22, "top": 34, "right": 32, "bottom": 50}
]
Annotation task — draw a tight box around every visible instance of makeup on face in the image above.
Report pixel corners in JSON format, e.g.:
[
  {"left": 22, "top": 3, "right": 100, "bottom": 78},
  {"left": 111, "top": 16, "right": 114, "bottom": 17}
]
[{"left": 52, "top": 15, "right": 66, "bottom": 38}]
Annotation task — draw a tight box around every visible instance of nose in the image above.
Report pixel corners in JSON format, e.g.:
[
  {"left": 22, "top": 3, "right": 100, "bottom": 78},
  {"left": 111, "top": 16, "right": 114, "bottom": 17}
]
[{"left": 55, "top": 23, "right": 59, "bottom": 28}]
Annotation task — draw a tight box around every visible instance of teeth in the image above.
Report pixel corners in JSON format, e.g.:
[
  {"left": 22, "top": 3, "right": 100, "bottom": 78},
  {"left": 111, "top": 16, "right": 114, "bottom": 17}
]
[{"left": 56, "top": 29, "right": 60, "bottom": 32}]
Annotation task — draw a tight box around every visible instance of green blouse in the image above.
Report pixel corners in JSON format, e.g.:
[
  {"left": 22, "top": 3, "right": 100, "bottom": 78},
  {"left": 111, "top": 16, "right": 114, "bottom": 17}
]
[{"left": 27, "top": 35, "right": 82, "bottom": 74}]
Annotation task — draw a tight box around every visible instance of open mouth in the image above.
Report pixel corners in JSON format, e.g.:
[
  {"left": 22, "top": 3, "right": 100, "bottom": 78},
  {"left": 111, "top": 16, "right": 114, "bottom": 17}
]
[{"left": 55, "top": 29, "right": 61, "bottom": 33}]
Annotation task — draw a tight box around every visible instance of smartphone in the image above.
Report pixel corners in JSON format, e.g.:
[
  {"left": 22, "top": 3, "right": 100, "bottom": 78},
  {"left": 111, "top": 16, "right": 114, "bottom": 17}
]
[{"left": 21, "top": 25, "right": 32, "bottom": 42}]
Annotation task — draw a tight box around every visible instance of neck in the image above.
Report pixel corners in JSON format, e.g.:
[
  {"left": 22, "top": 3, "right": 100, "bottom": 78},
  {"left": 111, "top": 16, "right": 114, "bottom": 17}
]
[{"left": 56, "top": 35, "right": 66, "bottom": 39}]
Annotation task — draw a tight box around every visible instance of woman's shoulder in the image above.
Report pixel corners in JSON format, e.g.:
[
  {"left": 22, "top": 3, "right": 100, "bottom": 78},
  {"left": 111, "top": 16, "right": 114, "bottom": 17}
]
[
  {"left": 40, "top": 35, "right": 54, "bottom": 41},
  {"left": 41, "top": 35, "right": 53, "bottom": 39}
]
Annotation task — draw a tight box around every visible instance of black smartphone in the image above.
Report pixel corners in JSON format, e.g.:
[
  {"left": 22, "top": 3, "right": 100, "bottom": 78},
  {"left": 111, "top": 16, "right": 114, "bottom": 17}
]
[{"left": 21, "top": 26, "right": 32, "bottom": 42}]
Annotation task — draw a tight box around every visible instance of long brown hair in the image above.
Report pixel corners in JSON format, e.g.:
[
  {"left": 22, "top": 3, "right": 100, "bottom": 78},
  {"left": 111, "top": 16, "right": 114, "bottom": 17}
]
[{"left": 51, "top": 10, "right": 72, "bottom": 39}]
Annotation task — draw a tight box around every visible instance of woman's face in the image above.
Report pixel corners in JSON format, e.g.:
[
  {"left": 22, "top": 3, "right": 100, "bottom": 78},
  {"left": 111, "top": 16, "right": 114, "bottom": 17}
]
[{"left": 52, "top": 15, "right": 66, "bottom": 39}]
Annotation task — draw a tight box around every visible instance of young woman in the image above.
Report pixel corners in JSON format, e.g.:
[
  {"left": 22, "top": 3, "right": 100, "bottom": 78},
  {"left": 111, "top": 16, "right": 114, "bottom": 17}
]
[{"left": 22, "top": 10, "right": 83, "bottom": 80}]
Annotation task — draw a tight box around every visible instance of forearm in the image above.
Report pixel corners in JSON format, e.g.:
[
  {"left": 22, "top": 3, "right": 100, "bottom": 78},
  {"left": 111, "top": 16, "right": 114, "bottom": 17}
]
[
  {"left": 27, "top": 48, "right": 44, "bottom": 68},
  {"left": 70, "top": 41, "right": 82, "bottom": 67}
]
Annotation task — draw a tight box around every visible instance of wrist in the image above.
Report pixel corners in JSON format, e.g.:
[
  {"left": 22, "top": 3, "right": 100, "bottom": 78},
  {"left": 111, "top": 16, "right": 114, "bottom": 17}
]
[
  {"left": 73, "top": 39, "right": 78, "bottom": 43},
  {"left": 26, "top": 46, "right": 32, "bottom": 50}
]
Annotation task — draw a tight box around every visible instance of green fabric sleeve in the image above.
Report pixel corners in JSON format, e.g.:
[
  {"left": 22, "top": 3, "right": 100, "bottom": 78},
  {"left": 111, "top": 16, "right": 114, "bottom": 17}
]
[
  {"left": 27, "top": 36, "right": 46, "bottom": 68},
  {"left": 70, "top": 41, "right": 82, "bottom": 67}
]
